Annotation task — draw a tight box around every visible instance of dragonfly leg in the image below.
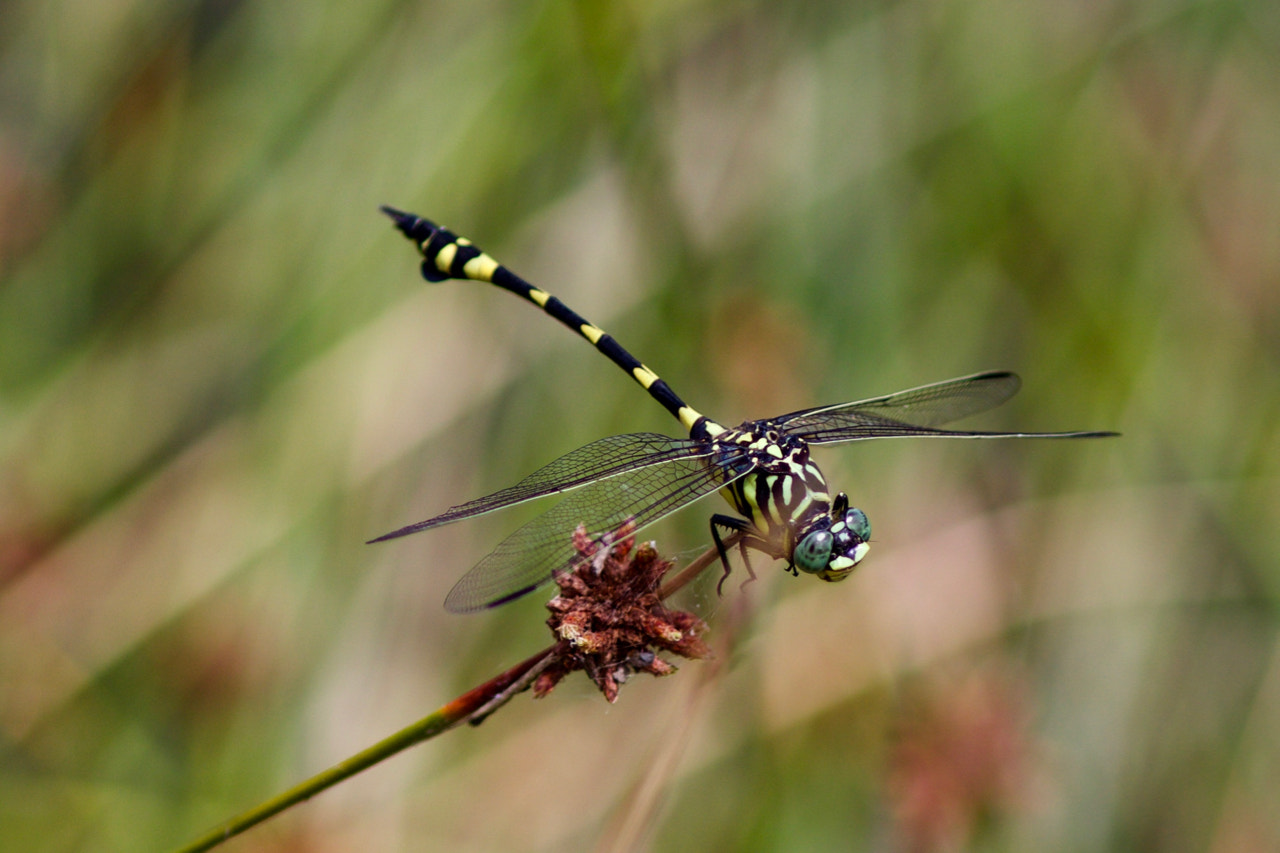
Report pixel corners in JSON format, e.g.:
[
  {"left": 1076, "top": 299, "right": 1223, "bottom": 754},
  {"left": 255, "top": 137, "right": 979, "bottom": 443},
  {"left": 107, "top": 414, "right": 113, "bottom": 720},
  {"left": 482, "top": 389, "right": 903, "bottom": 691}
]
[
  {"left": 711, "top": 514, "right": 767, "bottom": 596},
  {"left": 710, "top": 514, "right": 747, "bottom": 593},
  {"left": 737, "top": 538, "right": 757, "bottom": 586}
]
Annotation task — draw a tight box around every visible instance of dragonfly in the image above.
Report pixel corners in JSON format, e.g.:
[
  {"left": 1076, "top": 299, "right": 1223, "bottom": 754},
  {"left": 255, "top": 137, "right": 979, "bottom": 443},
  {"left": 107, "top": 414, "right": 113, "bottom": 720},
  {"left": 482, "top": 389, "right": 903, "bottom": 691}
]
[{"left": 371, "top": 207, "right": 1117, "bottom": 612}]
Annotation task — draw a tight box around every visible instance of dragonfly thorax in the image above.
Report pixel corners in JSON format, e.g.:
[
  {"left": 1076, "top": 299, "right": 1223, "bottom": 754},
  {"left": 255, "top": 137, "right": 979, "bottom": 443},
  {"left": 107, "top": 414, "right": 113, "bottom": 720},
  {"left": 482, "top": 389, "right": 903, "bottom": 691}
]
[{"left": 708, "top": 421, "right": 871, "bottom": 582}]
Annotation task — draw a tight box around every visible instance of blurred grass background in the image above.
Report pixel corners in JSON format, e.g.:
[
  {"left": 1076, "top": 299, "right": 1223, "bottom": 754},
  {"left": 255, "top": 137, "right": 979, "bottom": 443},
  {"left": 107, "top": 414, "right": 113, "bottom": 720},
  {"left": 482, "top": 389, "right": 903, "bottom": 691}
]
[{"left": 1, "top": 0, "right": 1277, "bottom": 850}]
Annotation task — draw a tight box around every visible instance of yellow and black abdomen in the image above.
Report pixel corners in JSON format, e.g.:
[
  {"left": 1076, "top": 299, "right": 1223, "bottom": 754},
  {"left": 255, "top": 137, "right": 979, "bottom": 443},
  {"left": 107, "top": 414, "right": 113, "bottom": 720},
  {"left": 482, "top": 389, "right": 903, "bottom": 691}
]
[{"left": 384, "top": 207, "right": 711, "bottom": 437}]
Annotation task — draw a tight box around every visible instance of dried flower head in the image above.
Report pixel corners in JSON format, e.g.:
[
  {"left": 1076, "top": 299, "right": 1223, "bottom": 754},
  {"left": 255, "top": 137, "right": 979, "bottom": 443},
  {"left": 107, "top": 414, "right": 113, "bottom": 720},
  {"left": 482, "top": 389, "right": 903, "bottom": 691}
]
[{"left": 533, "top": 522, "right": 711, "bottom": 702}]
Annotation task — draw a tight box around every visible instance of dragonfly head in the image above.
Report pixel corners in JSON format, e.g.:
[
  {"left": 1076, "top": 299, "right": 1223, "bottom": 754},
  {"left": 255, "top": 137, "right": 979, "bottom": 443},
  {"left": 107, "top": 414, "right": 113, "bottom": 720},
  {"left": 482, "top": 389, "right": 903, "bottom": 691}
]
[{"left": 792, "top": 493, "right": 871, "bottom": 582}]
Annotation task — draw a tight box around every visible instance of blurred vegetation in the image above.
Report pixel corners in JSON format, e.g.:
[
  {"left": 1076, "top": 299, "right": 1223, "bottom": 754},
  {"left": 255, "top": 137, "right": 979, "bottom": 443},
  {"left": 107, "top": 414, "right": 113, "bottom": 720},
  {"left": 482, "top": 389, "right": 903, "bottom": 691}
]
[{"left": 1, "top": 0, "right": 1277, "bottom": 850}]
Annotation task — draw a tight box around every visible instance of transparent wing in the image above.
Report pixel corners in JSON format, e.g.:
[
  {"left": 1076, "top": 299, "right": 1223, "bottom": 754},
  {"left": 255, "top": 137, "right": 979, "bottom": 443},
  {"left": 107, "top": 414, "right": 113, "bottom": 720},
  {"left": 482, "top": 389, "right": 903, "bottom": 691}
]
[
  {"left": 443, "top": 453, "right": 746, "bottom": 613},
  {"left": 774, "top": 371, "right": 1116, "bottom": 445},
  {"left": 369, "top": 433, "right": 707, "bottom": 542}
]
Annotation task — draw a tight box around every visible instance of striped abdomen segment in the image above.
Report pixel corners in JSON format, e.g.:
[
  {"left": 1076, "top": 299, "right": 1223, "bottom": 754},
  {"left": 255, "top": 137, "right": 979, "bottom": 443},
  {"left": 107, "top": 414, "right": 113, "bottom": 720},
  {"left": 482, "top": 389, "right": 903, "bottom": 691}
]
[{"left": 382, "top": 207, "right": 712, "bottom": 437}]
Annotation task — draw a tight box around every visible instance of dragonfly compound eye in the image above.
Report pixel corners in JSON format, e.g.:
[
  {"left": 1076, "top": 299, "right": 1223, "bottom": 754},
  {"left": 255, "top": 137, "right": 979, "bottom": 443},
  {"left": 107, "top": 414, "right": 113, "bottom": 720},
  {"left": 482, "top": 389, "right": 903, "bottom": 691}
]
[
  {"left": 794, "top": 530, "right": 835, "bottom": 575},
  {"left": 846, "top": 507, "right": 871, "bottom": 543}
]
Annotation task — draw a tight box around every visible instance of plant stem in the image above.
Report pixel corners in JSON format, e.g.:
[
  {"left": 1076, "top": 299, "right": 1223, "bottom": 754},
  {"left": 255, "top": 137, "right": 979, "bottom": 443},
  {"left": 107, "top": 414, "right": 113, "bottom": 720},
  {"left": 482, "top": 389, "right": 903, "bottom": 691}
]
[{"left": 171, "top": 647, "right": 557, "bottom": 853}]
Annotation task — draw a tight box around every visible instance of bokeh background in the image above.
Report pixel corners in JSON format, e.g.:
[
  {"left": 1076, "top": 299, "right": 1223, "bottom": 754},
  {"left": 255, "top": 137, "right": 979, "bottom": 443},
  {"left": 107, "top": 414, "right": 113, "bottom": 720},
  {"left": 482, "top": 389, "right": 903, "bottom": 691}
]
[{"left": 2, "top": 1, "right": 1278, "bottom": 850}]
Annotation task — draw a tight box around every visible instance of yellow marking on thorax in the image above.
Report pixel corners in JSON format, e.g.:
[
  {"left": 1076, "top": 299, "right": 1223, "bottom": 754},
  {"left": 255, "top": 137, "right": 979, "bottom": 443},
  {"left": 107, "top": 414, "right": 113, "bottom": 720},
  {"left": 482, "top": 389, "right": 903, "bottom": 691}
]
[
  {"left": 434, "top": 243, "right": 458, "bottom": 275},
  {"left": 580, "top": 324, "right": 605, "bottom": 345},
  {"left": 463, "top": 253, "right": 498, "bottom": 282},
  {"left": 742, "top": 476, "right": 763, "bottom": 514},
  {"left": 757, "top": 475, "right": 782, "bottom": 527},
  {"left": 789, "top": 490, "right": 816, "bottom": 521},
  {"left": 720, "top": 476, "right": 744, "bottom": 505}
]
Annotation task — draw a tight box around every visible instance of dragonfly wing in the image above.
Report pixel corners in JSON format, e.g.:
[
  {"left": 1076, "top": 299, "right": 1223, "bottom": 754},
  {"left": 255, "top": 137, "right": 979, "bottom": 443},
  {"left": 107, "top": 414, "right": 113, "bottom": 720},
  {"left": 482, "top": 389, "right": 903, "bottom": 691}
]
[
  {"left": 789, "top": 420, "right": 1117, "bottom": 445},
  {"left": 776, "top": 371, "right": 1021, "bottom": 430},
  {"left": 443, "top": 453, "right": 745, "bottom": 613},
  {"left": 775, "top": 371, "right": 1115, "bottom": 444},
  {"left": 369, "top": 433, "right": 706, "bottom": 542}
]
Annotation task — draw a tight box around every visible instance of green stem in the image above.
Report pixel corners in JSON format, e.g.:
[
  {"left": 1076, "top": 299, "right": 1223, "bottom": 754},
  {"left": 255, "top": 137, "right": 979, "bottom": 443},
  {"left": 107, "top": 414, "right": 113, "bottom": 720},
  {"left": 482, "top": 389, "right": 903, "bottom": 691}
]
[{"left": 171, "top": 647, "right": 557, "bottom": 853}]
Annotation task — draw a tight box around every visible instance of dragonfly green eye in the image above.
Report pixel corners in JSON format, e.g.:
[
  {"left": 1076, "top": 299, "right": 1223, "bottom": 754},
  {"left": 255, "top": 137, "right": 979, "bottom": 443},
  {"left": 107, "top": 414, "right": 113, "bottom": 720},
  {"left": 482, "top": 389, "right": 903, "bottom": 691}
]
[
  {"left": 846, "top": 508, "right": 870, "bottom": 542},
  {"left": 794, "top": 530, "right": 834, "bottom": 574}
]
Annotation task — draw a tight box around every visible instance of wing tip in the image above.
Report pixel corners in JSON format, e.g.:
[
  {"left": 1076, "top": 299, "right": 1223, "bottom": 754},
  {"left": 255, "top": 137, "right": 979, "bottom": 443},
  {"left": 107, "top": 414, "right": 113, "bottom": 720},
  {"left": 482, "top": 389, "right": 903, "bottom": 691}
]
[
  {"left": 981, "top": 369, "right": 1021, "bottom": 390},
  {"left": 366, "top": 523, "right": 428, "bottom": 544}
]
